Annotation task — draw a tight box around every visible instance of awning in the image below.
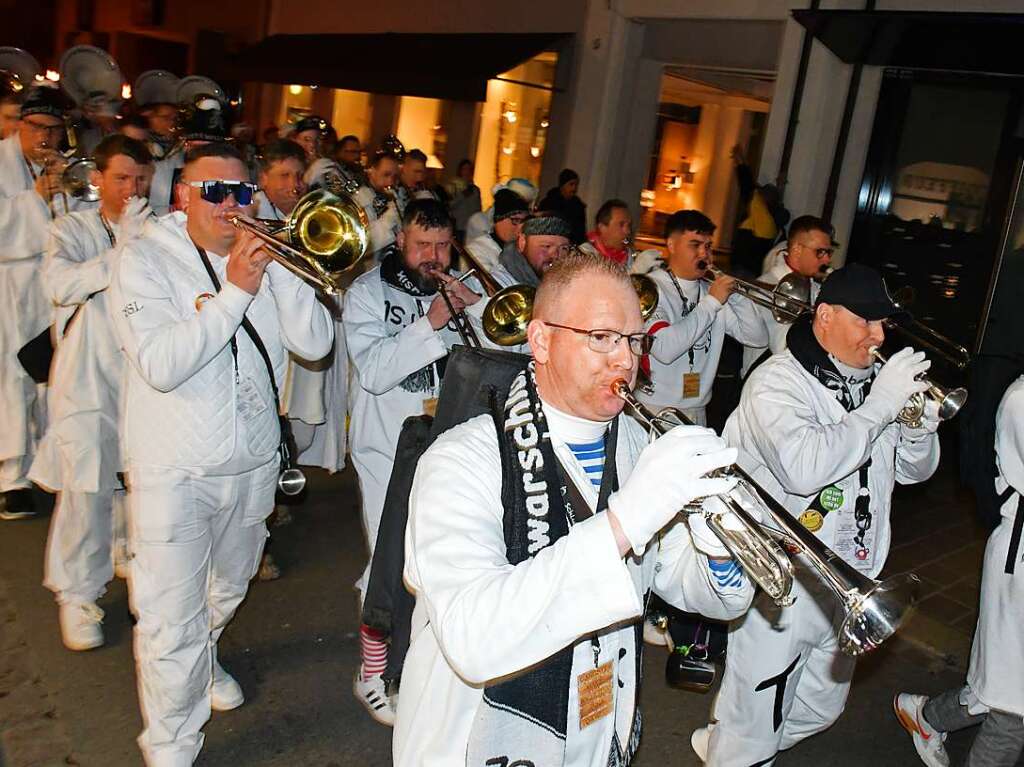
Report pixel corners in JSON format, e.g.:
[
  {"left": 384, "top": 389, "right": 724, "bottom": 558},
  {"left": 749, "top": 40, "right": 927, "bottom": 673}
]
[
  {"left": 223, "top": 33, "right": 566, "bottom": 102},
  {"left": 792, "top": 10, "right": 1024, "bottom": 77}
]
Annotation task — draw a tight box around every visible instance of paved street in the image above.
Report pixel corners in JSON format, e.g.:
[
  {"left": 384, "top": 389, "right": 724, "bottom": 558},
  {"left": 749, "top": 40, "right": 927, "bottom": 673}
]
[{"left": 0, "top": 452, "right": 1013, "bottom": 766}]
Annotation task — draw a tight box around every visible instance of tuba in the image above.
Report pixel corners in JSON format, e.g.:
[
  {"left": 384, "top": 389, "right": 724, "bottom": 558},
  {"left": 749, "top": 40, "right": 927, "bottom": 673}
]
[
  {"left": 613, "top": 379, "right": 921, "bottom": 655},
  {"left": 227, "top": 189, "right": 369, "bottom": 293}
]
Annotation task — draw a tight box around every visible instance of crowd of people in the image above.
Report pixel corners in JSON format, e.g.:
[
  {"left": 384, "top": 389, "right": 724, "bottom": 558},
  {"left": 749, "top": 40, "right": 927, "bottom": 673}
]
[{"left": 0, "top": 44, "right": 1021, "bottom": 767}]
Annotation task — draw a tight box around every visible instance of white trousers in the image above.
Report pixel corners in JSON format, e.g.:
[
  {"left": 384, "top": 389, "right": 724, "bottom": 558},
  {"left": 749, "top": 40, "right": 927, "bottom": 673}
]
[
  {"left": 707, "top": 568, "right": 857, "bottom": 766},
  {"left": 350, "top": 450, "right": 390, "bottom": 601},
  {"left": 44, "top": 487, "right": 127, "bottom": 604},
  {"left": 128, "top": 461, "right": 276, "bottom": 767},
  {"left": 0, "top": 382, "right": 46, "bottom": 492}
]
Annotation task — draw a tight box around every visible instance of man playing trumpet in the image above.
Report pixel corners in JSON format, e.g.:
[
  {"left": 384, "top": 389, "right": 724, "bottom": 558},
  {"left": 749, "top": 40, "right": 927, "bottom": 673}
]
[
  {"left": 0, "top": 85, "right": 84, "bottom": 521},
  {"left": 694, "top": 264, "right": 941, "bottom": 765},
  {"left": 394, "top": 250, "right": 755, "bottom": 765}
]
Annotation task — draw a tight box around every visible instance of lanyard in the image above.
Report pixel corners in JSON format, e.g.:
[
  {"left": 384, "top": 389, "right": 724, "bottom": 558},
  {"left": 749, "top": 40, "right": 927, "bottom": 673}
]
[
  {"left": 665, "top": 269, "right": 711, "bottom": 368},
  {"left": 98, "top": 212, "right": 116, "bottom": 247}
]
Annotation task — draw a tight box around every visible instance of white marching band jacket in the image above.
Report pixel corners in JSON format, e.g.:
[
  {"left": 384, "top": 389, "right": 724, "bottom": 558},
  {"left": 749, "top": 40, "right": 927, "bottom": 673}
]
[
  {"left": 30, "top": 210, "right": 126, "bottom": 493},
  {"left": 109, "top": 212, "right": 333, "bottom": 472},
  {"left": 641, "top": 267, "right": 767, "bottom": 421},
  {"left": 724, "top": 350, "right": 940, "bottom": 578},
  {"left": 0, "top": 135, "right": 91, "bottom": 464},
  {"left": 343, "top": 264, "right": 468, "bottom": 479},
  {"left": 394, "top": 409, "right": 754, "bottom": 766},
  {"left": 966, "top": 375, "right": 1024, "bottom": 719}
]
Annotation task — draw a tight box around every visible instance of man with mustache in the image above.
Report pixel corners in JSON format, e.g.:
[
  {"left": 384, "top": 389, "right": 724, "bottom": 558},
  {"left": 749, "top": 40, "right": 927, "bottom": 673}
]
[
  {"left": 741, "top": 214, "right": 836, "bottom": 377},
  {"left": 344, "top": 197, "right": 481, "bottom": 724}
]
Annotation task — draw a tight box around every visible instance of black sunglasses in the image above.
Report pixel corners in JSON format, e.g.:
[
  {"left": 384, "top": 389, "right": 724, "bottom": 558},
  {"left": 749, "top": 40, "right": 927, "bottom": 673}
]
[{"left": 186, "top": 180, "right": 259, "bottom": 206}]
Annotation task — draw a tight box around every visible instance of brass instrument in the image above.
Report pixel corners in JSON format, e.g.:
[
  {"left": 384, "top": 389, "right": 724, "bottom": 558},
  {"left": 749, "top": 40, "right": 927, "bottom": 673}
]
[
  {"left": 613, "top": 379, "right": 921, "bottom": 655},
  {"left": 61, "top": 157, "right": 99, "bottom": 202},
  {"left": 869, "top": 347, "right": 967, "bottom": 428},
  {"left": 703, "top": 264, "right": 813, "bottom": 323},
  {"left": 226, "top": 188, "right": 369, "bottom": 293}
]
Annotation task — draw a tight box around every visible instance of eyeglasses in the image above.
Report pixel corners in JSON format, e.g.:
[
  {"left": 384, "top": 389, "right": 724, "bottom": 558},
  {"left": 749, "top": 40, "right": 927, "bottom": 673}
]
[
  {"left": 22, "top": 119, "right": 65, "bottom": 135},
  {"left": 797, "top": 242, "right": 834, "bottom": 258},
  {"left": 543, "top": 321, "right": 654, "bottom": 356},
  {"left": 186, "top": 180, "right": 259, "bottom": 205}
]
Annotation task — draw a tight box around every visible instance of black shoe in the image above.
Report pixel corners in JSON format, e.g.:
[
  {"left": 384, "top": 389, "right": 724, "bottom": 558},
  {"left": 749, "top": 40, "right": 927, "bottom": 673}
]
[{"left": 0, "top": 489, "right": 36, "bottom": 520}]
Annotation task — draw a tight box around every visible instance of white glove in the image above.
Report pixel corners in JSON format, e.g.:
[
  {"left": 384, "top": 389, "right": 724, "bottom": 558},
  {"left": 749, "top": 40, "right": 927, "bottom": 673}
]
[
  {"left": 687, "top": 490, "right": 764, "bottom": 558},
  {"left": 120, "top": 196, "right": 152, "bottom": 242},
  {"left": 608, "top": 424, "right": 737, "bottom": 555},
  {"left": 629, "top": 248, "right": 666, "bottom": 276},
  {"left": 866, "top": 347, "right": 931, "bottom": 423}
]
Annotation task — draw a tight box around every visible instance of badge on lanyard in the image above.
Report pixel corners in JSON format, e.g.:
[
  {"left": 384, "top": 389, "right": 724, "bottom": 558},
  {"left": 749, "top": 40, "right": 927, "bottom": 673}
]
[
  {"left": 422, "top": 397, "right": 439, "bottom": 417},
  {"left": 578, "top": 660, "right": 614, "bottom": 729},
  {"left": 682, "top": 372, "right": 701, "bottom": 399}
]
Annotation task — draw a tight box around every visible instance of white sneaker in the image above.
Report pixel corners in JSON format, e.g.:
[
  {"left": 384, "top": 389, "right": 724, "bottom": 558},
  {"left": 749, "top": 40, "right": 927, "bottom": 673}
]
[
  {"left": 211, "top": 661, "right": 244, "bottom": 711},
  {"left": 59, "top": 601, "right": 104, "bottom": 651},
  {"left": 691, "top": 722, "right": 715, "bottom": 762},
  {"left": 354, "top": 671, "right": 396, "bottom": 726},
  {"left": 893, "top": 693, "right": 949, "bottom": 767}
]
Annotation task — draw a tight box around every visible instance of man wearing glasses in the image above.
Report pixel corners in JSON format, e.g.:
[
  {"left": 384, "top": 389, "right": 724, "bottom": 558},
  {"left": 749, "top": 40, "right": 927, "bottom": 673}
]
[
  {"left": 0, "top": 85, "right": 83, "bottom": 521},
  {"left": 109, "top": 142, "right": 333, "bottom": 766},
  {"left": 642, "top": 210, "right": 767, "bottom": 426},
  {"left": 741, "top": 214, "right": 835, "bottom": 377},
  {"left": 394, "top": 250, "right": 755, "bottom": 766},
  {"left": 464, "top": 187, "right": 530, "bottom": 273}
]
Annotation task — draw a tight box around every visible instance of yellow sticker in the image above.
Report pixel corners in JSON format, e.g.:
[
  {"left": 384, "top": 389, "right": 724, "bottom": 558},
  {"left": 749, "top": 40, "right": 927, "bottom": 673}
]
[
  {"left": 799, "top": 510, "right": 824, "bottom": 533},
  {"left": 682, "top": 372, "right": 701, "bottom": 399},
  {"left": 578, "top": 661, "right": 614, "bottom": 730},
  {"left": 422, "top": 397, "right": 439, "bottom": 417}
]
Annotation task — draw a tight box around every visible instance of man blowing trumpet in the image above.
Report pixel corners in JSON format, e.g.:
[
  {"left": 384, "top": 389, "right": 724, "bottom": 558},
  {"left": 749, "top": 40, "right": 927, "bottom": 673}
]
[{"left": 394, "top": 250, "right": 756, "bottom": 766}]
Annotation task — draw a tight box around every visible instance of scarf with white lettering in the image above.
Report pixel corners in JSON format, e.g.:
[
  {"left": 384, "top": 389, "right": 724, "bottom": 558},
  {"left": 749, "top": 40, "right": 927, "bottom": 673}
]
[{"left": 466, "top": 364, "right": 641, "bottom": 767}]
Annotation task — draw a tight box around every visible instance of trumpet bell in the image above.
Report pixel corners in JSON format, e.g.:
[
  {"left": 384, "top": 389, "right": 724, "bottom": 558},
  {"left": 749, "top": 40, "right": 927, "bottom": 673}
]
[
  {"left": 483, "top": 285, "right": 535, "bottom": 346},
  {"left": 938, "top": 387, "right": 968, "bottom": 421},
  {"left": 62, "top": 158, "right": 100, "bottom": 202},
  {"left": 838, "top": 572, "right": 921, "bottom": 655},
  {"left": 632, "top": 274, "right": 660, "bottom": 321}
]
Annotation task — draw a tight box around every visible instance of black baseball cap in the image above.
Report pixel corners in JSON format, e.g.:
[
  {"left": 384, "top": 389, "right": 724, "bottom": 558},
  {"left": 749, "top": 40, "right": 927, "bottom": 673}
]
[{"left": 815, "top": 263, "right": 904, "bottom": 321}]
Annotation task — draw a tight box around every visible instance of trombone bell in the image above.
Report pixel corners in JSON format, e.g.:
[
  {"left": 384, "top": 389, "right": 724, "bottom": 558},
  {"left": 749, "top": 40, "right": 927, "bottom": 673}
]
[{"left": 229, "top": 189, "right": 369, "bottom": 293}]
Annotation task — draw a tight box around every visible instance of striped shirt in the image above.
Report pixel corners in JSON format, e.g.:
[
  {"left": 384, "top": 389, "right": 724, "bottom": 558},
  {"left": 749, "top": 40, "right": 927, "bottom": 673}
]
[
  {"left": 566, "top": 437, "right": 606, "bottom": 489},
  {"left": 707, "top": 558, "right": 744, "bottom": 589}
]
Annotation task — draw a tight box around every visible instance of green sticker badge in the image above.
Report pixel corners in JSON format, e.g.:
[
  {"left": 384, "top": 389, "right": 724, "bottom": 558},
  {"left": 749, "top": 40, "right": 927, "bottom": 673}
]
[{"left": 819, "top": 485, "right": 844, "bottom": 512}]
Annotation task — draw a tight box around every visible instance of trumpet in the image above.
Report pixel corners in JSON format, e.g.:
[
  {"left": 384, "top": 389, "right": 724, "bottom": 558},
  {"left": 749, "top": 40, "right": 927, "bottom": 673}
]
[
  {"left": 702, "top": 263, "right": 813, "bottom": 323},
  {"left": 869, "top": 347, "right": 967, "bottom": 427},
  {"left": 226, "top": 188, "right": 369, "bottom": 294},
  {"left": 613, "top": 378, "right": 921, "bottom": 655}
]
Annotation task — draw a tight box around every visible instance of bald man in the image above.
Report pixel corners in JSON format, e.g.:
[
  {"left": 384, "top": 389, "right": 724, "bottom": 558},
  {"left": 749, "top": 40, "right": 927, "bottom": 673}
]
[{"left": 394, "top": 250, "right": 756, "bottom": 766}]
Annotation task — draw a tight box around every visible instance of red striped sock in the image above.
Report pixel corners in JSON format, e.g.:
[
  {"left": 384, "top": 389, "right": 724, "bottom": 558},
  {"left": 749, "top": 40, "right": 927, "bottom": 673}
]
[{"left": 360, "top": 624, "right": 388, "bottom": 680}]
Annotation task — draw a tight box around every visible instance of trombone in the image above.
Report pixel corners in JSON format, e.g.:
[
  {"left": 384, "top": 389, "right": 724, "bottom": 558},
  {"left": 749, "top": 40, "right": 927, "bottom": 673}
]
[
  {"left": 702, "top": 264, "right": 812, "bottom": 324},
  {"left": 226, "top": 188, "right": 369, "bottom": 294},
  {"left": 613, "top": 379, "right": 921, "bottom": 656}
]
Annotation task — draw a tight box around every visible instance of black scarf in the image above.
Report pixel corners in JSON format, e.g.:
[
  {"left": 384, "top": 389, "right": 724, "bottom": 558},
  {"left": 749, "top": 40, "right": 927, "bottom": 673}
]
[
  {"left": 466, "top": 365, "right": 642, "bottom": 766},
  {"left": 498, "top": 241, "right": 540, "bottom": 288},
  {"left": 786, "top": 315, "right": 874, "bottom": 546},
  {"left": 379, "top": 246, "right": 435, "bottom": 297}
]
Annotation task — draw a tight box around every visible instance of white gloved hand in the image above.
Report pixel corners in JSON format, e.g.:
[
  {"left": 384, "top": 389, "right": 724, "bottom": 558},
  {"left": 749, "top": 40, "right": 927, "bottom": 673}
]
[
  {"left": 866, "top": 347, "right": 930, "bottom": 424},
  {"left": 687, "top": 493, "right": 762, "bottom": 558},
  {"left": 608, "top": 424, "right": 738, "bottom": 555},
  {"left": 119, "top": 196, "right": 152, "bottom": 242},
  {"left": 901, "top": 396, "right": 941, "bottom": 436}
]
